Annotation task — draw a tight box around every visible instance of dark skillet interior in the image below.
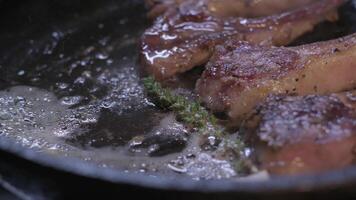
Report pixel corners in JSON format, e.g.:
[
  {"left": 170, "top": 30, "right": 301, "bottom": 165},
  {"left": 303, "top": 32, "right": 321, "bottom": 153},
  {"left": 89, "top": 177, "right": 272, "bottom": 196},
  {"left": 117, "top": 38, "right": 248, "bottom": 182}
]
[{"left": 1, "top": 0, "right": 356, "bottom": 197}]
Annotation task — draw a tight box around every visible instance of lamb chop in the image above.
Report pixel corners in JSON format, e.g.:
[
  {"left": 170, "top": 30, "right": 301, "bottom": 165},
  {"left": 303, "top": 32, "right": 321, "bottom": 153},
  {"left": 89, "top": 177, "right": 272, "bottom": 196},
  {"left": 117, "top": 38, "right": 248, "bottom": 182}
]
[
  {"left": 242, "top": 91, "right": 356, "bottom": 175},
  {"left": 196, "top": 33, "right": 356, "bottom": 121},
  {"left": 140, "top": 0, "right": 344, "bottom": 80},
  {"left": 146, "top": 0, "right": 319, "bottom": 19}
]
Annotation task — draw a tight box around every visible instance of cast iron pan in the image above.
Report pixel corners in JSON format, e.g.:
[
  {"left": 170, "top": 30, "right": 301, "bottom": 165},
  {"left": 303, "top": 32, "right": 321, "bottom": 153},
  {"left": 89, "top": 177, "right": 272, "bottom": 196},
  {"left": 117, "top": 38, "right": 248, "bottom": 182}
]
[{"left": 1, "top": 0, "right": 356, "bottom": 199}]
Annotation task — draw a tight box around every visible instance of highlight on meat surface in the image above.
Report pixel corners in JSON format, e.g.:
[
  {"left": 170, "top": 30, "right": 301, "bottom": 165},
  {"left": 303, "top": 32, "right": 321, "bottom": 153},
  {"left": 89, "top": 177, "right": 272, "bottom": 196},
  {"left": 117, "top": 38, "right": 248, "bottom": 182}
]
[
  {"left": 197, "top": 33, "right": 356, "bottom": 122},
  {"left": 242, "top": 91, "right": 356, "bottom": 175},
  {"left": 140, "top": 0, "right": 344, "bottom": 80}
]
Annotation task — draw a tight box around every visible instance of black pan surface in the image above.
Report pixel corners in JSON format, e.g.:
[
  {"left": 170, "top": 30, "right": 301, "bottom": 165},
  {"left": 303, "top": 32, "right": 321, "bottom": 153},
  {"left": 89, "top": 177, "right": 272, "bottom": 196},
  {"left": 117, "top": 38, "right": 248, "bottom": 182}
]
[{"left": 1, "top": 0, "right": 356, "bottom": 199}]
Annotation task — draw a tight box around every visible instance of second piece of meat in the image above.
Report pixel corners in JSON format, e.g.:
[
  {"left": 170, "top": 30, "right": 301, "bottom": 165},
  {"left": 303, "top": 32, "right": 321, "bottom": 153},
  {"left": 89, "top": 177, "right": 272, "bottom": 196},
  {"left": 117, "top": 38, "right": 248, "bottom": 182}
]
[{"left": 197, "top": 33, "right": 356, "bottom": 122}]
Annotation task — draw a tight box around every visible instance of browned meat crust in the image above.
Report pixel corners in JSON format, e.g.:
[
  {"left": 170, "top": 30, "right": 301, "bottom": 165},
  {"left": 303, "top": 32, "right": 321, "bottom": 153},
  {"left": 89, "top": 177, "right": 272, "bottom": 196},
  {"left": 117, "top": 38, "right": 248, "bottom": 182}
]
[
  {"left": 242, "top": 91, "right": 356, "bottom": 175},
  {"left": 196, "top": 33, "right": 356, "bottom": 121},
  {"left": 140, "top": 0, "right": 344, "bottom": 80}
]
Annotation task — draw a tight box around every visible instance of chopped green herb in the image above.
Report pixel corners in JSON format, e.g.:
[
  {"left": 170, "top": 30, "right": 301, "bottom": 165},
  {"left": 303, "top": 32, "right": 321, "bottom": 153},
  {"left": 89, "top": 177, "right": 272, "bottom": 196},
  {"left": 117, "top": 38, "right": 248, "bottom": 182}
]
[{"left": 143, "top": 76, "right": 223, "bottom": 136}]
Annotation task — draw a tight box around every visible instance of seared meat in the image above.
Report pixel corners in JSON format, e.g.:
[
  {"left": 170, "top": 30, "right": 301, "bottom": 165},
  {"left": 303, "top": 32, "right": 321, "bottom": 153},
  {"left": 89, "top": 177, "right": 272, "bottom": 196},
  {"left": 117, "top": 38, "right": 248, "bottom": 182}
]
[
  {"left": 197, "top": 33, "right": 356, "bottom": 121},
  {"left": 242, "top": 91, "right": 356, "bottom": 175},
  {"left": 141, "top": 0, "right": 343, "bottom": 80},
  {"left": 146, "top": 0, "right": 319, "bottom": 19}
]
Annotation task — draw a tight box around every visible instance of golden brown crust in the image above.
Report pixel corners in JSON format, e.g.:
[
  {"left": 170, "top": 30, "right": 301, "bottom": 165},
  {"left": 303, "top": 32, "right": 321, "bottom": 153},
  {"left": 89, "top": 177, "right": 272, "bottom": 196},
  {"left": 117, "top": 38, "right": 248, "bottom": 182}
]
[
  {"left": 246, "top": 94, "right": 356, "bottom": 146},
  {"left": 202, "top": 41, "right": 300, "bottom": 80},
  {"left": 196, "top": 33, "right": 356, "bottom": 120},
  {"left": 242, "top": 92, "right": 356, "bottom": 175}
]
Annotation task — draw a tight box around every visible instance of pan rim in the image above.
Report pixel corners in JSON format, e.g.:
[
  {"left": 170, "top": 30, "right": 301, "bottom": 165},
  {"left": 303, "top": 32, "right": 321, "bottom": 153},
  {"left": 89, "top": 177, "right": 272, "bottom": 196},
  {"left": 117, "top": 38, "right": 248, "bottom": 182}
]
[{"left": 0, "top": 135, "right": 355, "bottom": 194}]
